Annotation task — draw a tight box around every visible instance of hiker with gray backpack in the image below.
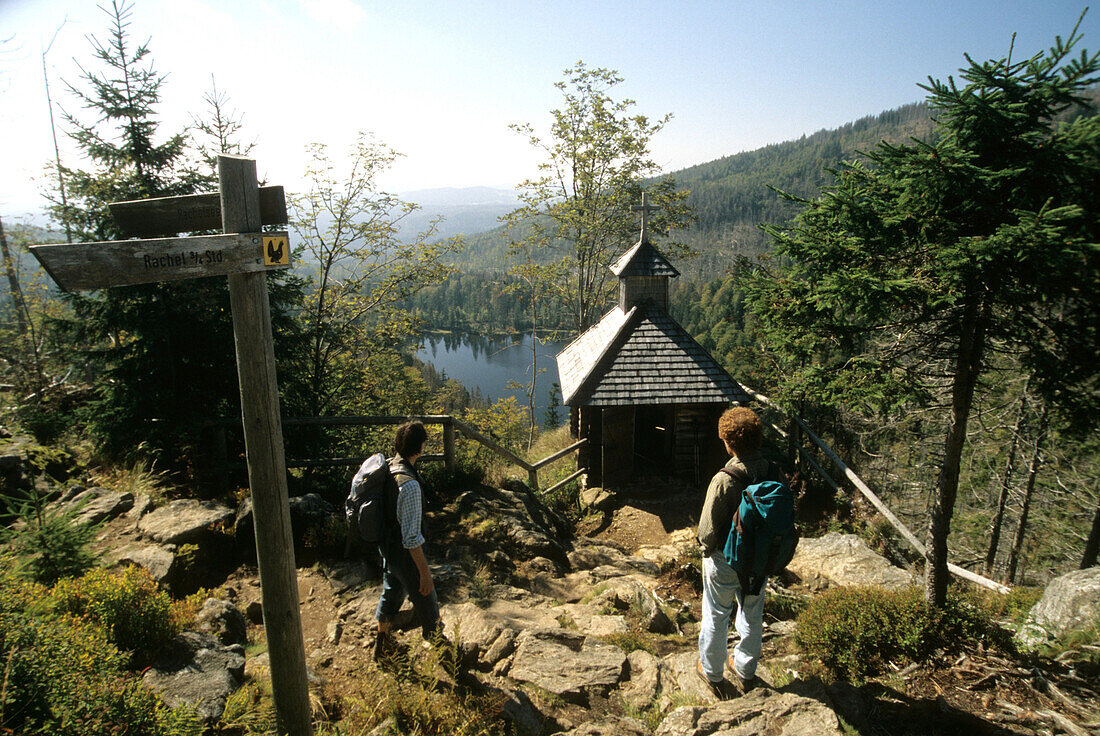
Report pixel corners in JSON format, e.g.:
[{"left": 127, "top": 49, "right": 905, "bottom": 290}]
[
  {"left": 346, "top": 421, "right": 445, "bottom": 660},
  {"left": 696, "top": 407, "right": 798, "bottom": 696}
]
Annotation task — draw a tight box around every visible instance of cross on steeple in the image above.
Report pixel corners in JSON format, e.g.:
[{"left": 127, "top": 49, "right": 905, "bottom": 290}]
[{"left": 631, "top": 191, "right": 659, "bottom": 243}]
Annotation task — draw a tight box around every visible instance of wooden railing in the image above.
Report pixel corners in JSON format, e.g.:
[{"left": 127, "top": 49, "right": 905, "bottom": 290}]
[
  {"left": 210, "top": 414, "right": 586, "bottom": 493},
  {"left": 744, "top": 387, "right": 1010, "bottom": 594}
]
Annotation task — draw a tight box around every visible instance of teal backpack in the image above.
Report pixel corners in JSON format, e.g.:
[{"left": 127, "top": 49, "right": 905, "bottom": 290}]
[{"left": 721, "top": 467, "right": 798, "bottom": 595}]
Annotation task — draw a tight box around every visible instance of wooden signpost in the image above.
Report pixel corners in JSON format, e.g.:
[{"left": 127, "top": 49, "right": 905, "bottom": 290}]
[{"left": 29, "top": 156, "right": 312, "bottom": 736}]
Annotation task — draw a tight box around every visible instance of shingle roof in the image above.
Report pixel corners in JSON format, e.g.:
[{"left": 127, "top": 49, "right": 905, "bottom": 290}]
[
  {"left": 556, "top": 303, "right": 750, "bottom": 407},
  {"left": 557, "top": 306, "right": 633, "bottom": 405},
  {"left": 610, "top": 241, "right": 680, "bottom": 278}
]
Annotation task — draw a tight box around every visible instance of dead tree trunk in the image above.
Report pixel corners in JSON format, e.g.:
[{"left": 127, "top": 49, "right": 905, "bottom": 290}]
[
  {"left": 1005, "top": 401, "right": 1049, "bottom": 585},
  {"left": 0, "top": 217, "right": 28, "bottom": 337},
  {"left": 1081, "top": 498, "right": 1100, "bottom": 570},
  {"left": 985, "top": 383, "right": 1028, "bottom": 576}
]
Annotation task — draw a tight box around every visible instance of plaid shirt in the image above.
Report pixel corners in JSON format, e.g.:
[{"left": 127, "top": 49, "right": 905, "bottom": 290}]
[{"left": 395, "top": 476, "right": 425, "bottom": 549}]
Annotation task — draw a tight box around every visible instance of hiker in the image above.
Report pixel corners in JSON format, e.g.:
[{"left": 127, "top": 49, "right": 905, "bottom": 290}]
[
  {"left": 374, "top": 420, "right": 442, "bottom": 658},
  {"left": 696, "top": 406, "right": 780, "bottom": 693}
]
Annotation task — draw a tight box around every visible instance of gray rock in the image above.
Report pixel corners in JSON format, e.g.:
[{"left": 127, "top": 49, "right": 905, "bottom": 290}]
[
  {"left": 442, "top": 597, "right": 562, "bottom": 665},
  {"left": 1016, "top": 567, "right": 1100, "bottom": 649},
  {"left": 109, "top": 544, "right": 178, "bottom": 584},
  {"left": 554, "top": 715, "right": 652, "bottom": 736},
  {"left": 579, "top": 487, "right": 617, "bottom": 513},
  {"left": 453, "top": 486, "right": 572, "bottom": 566},
  {"left": 621, "top": 649, "right": 660, "bottom": 711},
  {"left": 245, "top": 600, "right": 264, "bottom": 624},
  {"left": 658, "top": 651, "right": 721, "bottom": 709},
  {"left": 786, "top": 532, "right": 915, "bottom": 590},
  {"left": 655, "top": 688, "right": 843, "bottom": 735},
  {"left": 508, "top": 628, "right": 626, "bottom": 701},
  {"left": 196, "top": 598, "right": 248, "bottom": 646},
  {"left": 142, "top": 631, "right": 245, "bottom": 723},
  {"left": 570, "top": 543, "right": 661, "bottom": 577},
  {"left": 586, "top": 578, "right": 674, "bottom": 634},
  {"left": 235, "top": 493, "right": 338, "bottom": 552},
  {"left": 483, "top": 627, "right": 519, "bottom": 667},
  {"left": 70, "top": 488, "right": 134, "bottom": 526},
  {"left": 138, "top": 499, "right": 234, "bottom": 545}
]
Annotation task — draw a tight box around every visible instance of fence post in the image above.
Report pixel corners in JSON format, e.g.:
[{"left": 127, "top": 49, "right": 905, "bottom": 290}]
[{"left": 443, "top": 418, "right": 455, "bottom": 473}]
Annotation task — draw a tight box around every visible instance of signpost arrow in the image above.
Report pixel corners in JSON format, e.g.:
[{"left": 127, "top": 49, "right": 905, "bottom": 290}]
[
  {"left": 30, "top": 231, "right": 290, "bottom": 291},
  {"left": 108, "top": 185, "right": 288, "bottom": 238}
]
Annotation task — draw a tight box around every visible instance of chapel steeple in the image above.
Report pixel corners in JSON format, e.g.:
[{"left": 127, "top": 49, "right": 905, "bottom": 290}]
[{"left": 610, "top": 192, "right": 679, "bottom": 311}]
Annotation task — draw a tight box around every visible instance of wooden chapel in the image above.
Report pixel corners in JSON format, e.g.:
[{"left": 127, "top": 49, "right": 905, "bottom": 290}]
[{"left": 555, "top": 195, "right": 751, "bottom": 487}]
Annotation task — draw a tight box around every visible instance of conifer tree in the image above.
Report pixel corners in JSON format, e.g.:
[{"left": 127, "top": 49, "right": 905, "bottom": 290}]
[
  {"left": 748, "top": 23, "right": 1100, "bottom": 606},
  {"left": 45, "top": 1, "right": 298, "bottom": 465}
]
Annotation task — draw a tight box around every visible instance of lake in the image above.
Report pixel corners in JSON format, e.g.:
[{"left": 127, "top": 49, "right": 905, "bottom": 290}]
[{"left": 416, "top": 332, "right": 570, "bottom": 420}]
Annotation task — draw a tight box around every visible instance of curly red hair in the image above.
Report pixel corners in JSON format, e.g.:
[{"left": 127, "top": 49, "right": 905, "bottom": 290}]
[{"left": 718, "top": 407, "right": 762, "bottom": 457}]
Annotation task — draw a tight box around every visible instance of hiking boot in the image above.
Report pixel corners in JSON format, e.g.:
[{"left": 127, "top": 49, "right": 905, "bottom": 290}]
[
  {"left": 696, "top": 661, "right": 726, "bottom": 698},
  {"left": 725, "top": 655, "right": 756, "bottom": 693},
  {"left": 373, "top": 628, "right": 399, "bottom": 662}
]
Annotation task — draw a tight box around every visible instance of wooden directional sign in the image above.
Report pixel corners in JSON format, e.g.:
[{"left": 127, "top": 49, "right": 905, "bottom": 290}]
[
  {"left": 30, "top": 231, "right": 291, "bottom": 292},
  {"left": 108, "top": 185, "right": 288, "bottom": 238}
]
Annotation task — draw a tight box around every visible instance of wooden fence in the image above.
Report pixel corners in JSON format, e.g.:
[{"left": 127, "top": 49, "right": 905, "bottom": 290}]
[
  {"left": 743, "top": 387, "right": 1010, "bottom": 594},
  {"left": 210, "top": 414, "right": 586, "bottom": 494}
]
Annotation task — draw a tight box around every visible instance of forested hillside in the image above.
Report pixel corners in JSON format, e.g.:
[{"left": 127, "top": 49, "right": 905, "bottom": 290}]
[{"left": 450, "top": 102, "right": 934, "bottom": 275}]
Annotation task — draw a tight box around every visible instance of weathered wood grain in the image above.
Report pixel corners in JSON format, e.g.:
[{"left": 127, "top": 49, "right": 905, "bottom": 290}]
[
  {"left": 30, "top": 231, "right": 289, "bottom": 291},
  {"left": 108, "top": 185, "right": 287, "bottom": 237},
  {"left": 219, "top": 155, "right": 312, "bottom": 736}
]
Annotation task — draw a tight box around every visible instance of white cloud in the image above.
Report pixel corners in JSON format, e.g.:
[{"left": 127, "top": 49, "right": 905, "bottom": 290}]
[{"left": 298, "top": 0, "right": 367, "bottom": 29}]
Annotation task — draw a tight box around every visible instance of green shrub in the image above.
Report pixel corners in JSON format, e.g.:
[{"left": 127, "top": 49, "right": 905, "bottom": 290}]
[
  {"left": 2, "top": 498, "right": 99, "bottom": 585},
  {"left": 0, "top": 565, "right": 203, "bottom": 736},
  {"left": 51, "top": 566, "right": 183, "bottom": 665},
  {"left": 795, "top": 586, "right": 1005, "bottom": 681}
]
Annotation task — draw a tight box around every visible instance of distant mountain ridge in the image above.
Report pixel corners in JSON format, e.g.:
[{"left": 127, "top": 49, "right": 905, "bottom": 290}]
[
  {"left": 451, "top": 102, "right": 936, "bottom": 275},
  {"left": 396, "top": 186, "right": 518, "bottom": 243}
]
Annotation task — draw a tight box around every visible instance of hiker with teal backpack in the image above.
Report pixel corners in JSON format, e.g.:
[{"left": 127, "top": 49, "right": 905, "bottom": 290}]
[{"left": 696, "top": 407, "right": 797, "bottom": 695}]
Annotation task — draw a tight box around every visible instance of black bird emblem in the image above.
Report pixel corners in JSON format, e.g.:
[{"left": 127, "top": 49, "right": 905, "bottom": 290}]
[{"left": 267, "top": 238, "right": 285, "bottom": 264}]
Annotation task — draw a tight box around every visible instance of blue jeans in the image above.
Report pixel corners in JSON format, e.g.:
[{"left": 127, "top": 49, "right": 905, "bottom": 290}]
[
  {"left": 375, "top": 540, "right": 441, "bottom": 638},
  {"left": 698, "top": 552, "right": 765, "bottom": 682}
]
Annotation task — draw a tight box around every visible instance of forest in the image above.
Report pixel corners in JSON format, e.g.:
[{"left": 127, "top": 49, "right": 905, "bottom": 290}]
[{"left": 1, "top": 3, "right": 1099, "bottom": 735}]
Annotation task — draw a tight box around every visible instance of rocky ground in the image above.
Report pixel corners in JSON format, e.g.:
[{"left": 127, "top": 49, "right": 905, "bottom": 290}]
[{"left": 19, "top": 450, "right": 1100, "bottom": 736}]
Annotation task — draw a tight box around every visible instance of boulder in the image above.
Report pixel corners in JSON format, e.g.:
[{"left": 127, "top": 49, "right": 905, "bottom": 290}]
[
  {"left": 654, "top": 688, "right": 844, "bottom": 735},
  {"left": 67, "top": 488, "right": 134, "bottom": 526},
  {"left": 657, "top": 651, "right": 721, "bottom": 709},
  {"left": 508, "top": 628, "right": 626, "bottom": 702},
  {"left": 621, "top": 649, "right": 661, "bottom": 711},
  {"left": 579, "top": 487, "right": 617, "bottom": 513},
  {"left": 570, "top": 543, "right": 661, "bottom": 577},
  {"left": 195, "top": 598, "right": 248, "bottom": 646},
  {"left": 786, "top": 532, "right": 915, "bottom": 590},
  {"left": 234, "top": 493, "right": 338, "bottom": 553},
  {"left": 142, "top": 631, "right": 245, "bottom": 723},
  {"left": 1016, "top": 567, "right": 1100, "bottom": 649},
  {"left": 108, "top": 544, "right": 178, "bottom": 585},
  {"left": 453, "top": 485, "right": 572, "bottom": 566},
  {"left": 585, "top": 578, "right": 674, "bottom": 634},
  {"left": 138, "top": 499, "right": 234, "bottom": 545},
  {"left": 553, "top": 716, "right": 652, "bottom": 736}
]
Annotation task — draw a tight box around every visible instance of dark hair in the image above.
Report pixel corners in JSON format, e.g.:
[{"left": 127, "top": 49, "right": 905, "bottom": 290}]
[
  {"left": 718, "top": 406, "right": 763, "bottom": 457},
  {"left": 394, "top": 421, "right": 428, "bottom": 458}
]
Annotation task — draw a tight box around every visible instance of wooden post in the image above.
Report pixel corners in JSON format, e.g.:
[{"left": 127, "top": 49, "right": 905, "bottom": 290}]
[
  {"left": 443, "top": 418, "right": 455, "bottom": 473},
  {"left": 219, "top": 155, "right": 312, "bottom": 736}
]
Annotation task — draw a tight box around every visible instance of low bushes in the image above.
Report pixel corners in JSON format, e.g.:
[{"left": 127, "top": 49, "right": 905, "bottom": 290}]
[
  {"left": 51, "top": 565, "right": 198, "bottom": 666},
  {"left": 0, "top": 562, "right": 203, "bottom": 736},
  {"left": 795, "top": 585, "right": 1010, "bottom": 681}
]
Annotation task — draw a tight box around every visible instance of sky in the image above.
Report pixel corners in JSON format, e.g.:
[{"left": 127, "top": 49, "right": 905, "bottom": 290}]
[{"left": 1, "top": 0, "right": 1097, "bottom": 225}]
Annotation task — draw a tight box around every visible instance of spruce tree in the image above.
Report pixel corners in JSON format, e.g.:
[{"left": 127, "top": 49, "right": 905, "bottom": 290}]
[
  {"left": 748, "top": 23, "right": 1100, "bottom": 606},
  {"left": 46, "top": 1, "right": 298, "bottom": 466}
]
